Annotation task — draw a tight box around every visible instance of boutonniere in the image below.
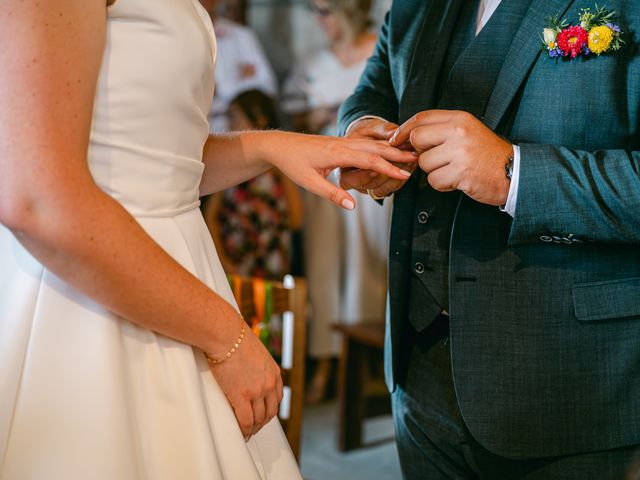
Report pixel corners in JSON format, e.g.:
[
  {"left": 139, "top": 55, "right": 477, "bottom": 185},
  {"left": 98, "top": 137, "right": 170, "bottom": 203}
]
[{"left": 542, "top": 5, "right": 624, "bottom": 59}]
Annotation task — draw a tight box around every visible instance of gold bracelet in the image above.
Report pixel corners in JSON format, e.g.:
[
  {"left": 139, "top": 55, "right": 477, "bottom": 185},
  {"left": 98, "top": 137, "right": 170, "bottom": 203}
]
[{"left": 204, "top": 318, "right": 246, "bottom": 365}]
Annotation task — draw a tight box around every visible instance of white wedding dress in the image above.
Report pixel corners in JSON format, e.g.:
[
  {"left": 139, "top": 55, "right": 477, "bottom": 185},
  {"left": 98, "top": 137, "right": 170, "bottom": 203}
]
[{"left": 0, "top": 0, "right": 302, "bottom": 478}]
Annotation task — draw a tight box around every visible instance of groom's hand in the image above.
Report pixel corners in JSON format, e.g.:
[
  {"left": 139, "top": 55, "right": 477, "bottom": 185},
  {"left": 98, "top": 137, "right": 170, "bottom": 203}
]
[
  {"left": 339, "top": 117, "right": 417, "bottom": 197},
  {"left": 390, "top": 110, "right": 512, "bottom": 206}
]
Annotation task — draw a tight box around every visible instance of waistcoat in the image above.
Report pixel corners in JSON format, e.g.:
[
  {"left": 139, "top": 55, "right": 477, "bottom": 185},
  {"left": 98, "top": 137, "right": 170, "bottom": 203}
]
[{"left": 408, "top": 0, "right": 531, "bottom": 331}]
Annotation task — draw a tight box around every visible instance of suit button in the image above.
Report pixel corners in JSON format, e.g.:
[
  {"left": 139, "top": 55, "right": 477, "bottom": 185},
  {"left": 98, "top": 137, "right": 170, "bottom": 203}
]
[
  {"left": 414, "top": 262, "right": 425, "bottom": 274},
  {"left": 540, "top": 235, "right": 552, "bottom": 243},
  {"left": 418, "top": 211, "right": 429, "bottom": 224}
]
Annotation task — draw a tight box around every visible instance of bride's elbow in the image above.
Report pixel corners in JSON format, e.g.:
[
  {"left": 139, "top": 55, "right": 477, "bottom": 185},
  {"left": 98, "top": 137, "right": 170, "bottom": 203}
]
[
  {"left": 0, "top": 192, "right": 37, "bottom": 234},
  {"left": 0, "top": 186, "right": 73, "bottom": 243}
]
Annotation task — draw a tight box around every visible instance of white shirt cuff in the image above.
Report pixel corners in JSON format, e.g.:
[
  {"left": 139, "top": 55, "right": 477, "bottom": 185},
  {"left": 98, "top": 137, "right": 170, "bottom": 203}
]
[
  {"left": 500, "top": 145, "right": 520, "bottom": 217},
  {"left": 345, "top": 115, "right": 388, "bottom": 135}
]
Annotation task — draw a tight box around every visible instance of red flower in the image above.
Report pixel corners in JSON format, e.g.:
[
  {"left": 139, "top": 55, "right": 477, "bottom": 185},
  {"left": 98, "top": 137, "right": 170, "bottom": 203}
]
[{"left": 556, "top": 25, "right": 589, "bottom": 58}]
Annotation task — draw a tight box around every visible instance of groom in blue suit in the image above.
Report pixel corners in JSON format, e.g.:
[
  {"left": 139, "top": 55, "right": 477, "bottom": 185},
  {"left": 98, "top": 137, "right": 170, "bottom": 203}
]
[{"left": 339, "top": 0, "right": 640, "bottom": 477}]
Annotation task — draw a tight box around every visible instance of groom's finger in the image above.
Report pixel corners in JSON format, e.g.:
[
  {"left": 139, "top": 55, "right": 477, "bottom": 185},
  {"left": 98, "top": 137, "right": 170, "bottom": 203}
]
[
  {"left": 367, "top": 162, "right": 418, "bottom": 191},
  {"left": 407, "top": 123, "right": 450, "bottom": 154},
  {"left": 426, "top": 164, "right": 458, "bottom": 192},
  {"left": 339, "top": 169, "right": 378, "bottom": 190},
  {"left": 390, "top": 109, "right": 460, "bottom": 147},
  {"left": 418, "top": 144, "right": 454, "bottom": 173},
  {"left": 348, "top": 118, "right": 398, "bottom": 140}
]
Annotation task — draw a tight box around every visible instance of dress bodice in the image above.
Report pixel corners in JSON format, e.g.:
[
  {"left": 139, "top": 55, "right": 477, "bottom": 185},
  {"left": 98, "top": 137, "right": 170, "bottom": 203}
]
[{"left": 89, "top": 0, "right": 216, "bottom": 217}]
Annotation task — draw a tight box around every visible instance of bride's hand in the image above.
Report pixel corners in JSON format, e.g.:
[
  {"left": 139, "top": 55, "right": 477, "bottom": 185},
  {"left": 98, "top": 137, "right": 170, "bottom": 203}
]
[
  {"left": 267, "top": 133, "right": 416, "bottom": 210},
  {"left": 208, "top": 323, "right": 283, "bottom": 440}
]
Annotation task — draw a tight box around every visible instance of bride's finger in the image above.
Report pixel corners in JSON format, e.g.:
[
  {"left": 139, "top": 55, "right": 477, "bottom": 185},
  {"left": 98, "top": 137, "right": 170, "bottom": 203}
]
[
  {"left": 264, "top": 392, "right": 279, "bottom": 427},
  {"left": 251, "top": 398, "right": 266, "bottom": 435},
  {"left": 304, "top": 173, "right": 357, "bottom": 211},
  {"left": 352, "top": 139, "right": 418, "bottom": 163},
  {"left": 340, "top": 152, "right": 413, "bottom": 181},
  {"left": 233, "top": 398, "right": 254, "bottom": 440}
]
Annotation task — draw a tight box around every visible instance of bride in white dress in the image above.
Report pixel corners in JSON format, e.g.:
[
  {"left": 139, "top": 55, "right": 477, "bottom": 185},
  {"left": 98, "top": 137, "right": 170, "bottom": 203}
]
[{"left": 0, "top": 0, "right": 414, "bottom": 479}]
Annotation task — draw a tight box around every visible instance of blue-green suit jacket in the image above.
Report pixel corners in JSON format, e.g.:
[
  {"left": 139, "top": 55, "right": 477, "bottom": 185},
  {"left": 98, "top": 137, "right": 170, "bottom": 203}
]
[{"left": 339, "top": 0, "right": 640, "bottom": 459}]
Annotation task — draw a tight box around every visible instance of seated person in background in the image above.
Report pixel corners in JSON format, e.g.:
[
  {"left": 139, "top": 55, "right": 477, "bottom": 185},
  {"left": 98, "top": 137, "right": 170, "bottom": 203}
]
[
  {"left": 202, "top": 90, "right": 303, "bottom": 280},
  {"left": 199, "top": 0, "right": 278, "bottom": 132}
]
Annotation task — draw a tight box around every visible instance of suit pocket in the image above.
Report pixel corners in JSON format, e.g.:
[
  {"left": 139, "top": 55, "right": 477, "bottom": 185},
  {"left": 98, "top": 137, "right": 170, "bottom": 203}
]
[{"left": 573, "top": 277, "right": 640, "bottom": 322}]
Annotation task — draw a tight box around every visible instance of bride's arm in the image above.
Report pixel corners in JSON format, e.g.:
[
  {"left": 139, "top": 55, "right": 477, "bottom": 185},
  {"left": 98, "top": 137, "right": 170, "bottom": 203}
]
[
  {"left": 0, "top": 0, "right": 280, "bottom": 439},
  {"left": 200, "top": 131, "right": 416, "bottom": 208}
]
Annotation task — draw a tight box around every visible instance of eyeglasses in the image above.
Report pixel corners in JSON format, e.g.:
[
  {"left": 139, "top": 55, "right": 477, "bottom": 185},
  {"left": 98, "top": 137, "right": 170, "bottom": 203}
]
[{"left": 308, "top": 3, "right": 334, "bottom": 17}]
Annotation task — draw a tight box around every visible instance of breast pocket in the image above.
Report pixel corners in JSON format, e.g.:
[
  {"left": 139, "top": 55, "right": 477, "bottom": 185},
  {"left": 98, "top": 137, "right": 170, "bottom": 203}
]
[{"left": 509, "top": 51, "right": 627, "bottom": 151}]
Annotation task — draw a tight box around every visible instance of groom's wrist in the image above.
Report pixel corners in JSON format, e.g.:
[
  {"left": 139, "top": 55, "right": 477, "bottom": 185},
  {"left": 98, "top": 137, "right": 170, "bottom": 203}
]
[{"left": 500, "top": 145, "right": 520, "bottom": 217}]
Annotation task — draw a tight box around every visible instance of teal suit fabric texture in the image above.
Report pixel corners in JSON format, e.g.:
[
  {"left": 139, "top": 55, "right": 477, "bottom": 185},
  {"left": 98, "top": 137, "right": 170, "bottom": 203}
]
[{"left": 338, "top": 0, "right": 640, "bottom": 460}]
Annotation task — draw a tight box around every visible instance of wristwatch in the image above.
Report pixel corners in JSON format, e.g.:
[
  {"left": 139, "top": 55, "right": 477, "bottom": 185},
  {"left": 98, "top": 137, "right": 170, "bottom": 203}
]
[{"left": 505, "top": 154, "right": 514, "bottom": 180}]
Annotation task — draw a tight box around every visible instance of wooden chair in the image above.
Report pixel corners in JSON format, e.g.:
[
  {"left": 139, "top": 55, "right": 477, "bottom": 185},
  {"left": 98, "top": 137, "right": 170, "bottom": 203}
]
[
  {"left": 333, "top": 322, "right": 391, "bottom": 451},
  {"left": 226, "top": 274, "right": 307, "bottom": 459}
]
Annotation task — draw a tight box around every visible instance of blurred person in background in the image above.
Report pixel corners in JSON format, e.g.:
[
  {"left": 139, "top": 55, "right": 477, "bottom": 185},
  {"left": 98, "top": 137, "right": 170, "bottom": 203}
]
[
  {"left": 210, "top": 0, "right": 244, "bottom": 23},
  {"left": 283, "top": 0, "right": 376, "bottom": 136},
  {"left": 284, "top": 0, "right": 392, "bottom": 403},
  {"left": 200, "top": 0, "right": 278, "bottom": 132},
  {"left": 202, "top": 90, "right": 303, "bottom": 280}
]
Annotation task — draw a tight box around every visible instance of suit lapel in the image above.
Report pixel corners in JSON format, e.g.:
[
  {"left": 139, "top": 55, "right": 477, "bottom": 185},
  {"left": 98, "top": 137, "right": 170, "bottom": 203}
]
[
  {"left": 482, "top": 0, "right": 575, "bottom": 130},
  {"left": 398, "top": 0, "right": 465, "bottom": 122}
]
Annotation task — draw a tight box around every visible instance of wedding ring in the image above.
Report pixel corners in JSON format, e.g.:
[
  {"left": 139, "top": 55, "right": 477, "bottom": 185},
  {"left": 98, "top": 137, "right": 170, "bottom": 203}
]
[{"left": 367, "top": 189, "right": 386, "bottom": 201}]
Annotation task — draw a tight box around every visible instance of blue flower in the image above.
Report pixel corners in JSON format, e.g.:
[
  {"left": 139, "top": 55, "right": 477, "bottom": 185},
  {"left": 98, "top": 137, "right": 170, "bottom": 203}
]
[
  {"left": 582, "top": 45, "right": 591, "bottom": 56},
  {"left": 549, "top": 47, "right": 563, "bottom": 58},
  {"left": 606, "top": 23, "right": 621, "bottom": 33}
]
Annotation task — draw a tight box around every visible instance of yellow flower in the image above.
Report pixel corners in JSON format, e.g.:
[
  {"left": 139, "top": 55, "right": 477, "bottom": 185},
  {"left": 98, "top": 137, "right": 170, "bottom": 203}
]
[
  {"left": 588, "top": 25, "right": 614, "bottom": 55},
  {"left": 547, "top": 41, "right": 557, "bottom": 49}
]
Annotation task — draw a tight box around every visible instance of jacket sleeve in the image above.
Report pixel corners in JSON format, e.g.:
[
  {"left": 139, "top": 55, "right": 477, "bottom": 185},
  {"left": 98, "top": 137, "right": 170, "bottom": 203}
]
[
  {"left": 337, "top": 11, "right": 399, "bottom": 136},
  {"left": 508, "top": 143, "right": 640, "bottom": 245}
]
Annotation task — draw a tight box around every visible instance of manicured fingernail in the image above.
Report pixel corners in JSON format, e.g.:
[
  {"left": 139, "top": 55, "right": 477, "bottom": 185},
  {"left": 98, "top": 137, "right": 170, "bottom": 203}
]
[
  {"left": 400, "top": 169, "right": 412, "bottom": 177},
  {"left": 342, "top": 199, "right": 355, "bottom": 210}
]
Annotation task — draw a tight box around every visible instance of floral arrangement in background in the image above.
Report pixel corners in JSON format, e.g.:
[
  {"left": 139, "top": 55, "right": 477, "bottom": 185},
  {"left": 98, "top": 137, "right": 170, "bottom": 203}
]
[{"left": 542, "top": 5, "right": 624, "bottom": 59}]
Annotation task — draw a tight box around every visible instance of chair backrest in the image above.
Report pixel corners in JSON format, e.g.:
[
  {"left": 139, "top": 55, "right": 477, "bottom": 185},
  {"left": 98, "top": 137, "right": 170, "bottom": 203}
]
[{"left": 226, "top": 274, "right": 307, "bottom": 460}]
